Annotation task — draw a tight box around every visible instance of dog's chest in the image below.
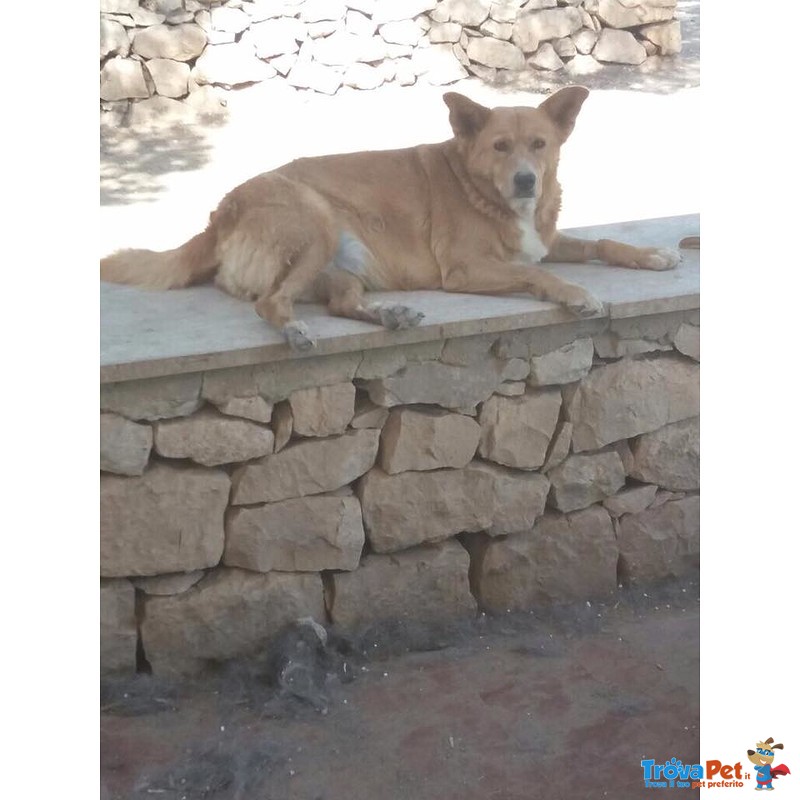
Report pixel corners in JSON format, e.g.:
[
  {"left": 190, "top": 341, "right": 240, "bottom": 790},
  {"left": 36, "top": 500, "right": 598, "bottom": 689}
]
[{"left": 515, "top": 215, "right": 549, "bottom": 264}]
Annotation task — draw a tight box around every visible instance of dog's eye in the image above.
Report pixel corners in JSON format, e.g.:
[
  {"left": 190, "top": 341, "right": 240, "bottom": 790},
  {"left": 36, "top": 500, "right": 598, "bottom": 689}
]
[
  {"left": 531, "top": 138, "right": 545, "bottom": 150},
  {"left": 493, "top": 139, "right": 511, "bottom": 153}
]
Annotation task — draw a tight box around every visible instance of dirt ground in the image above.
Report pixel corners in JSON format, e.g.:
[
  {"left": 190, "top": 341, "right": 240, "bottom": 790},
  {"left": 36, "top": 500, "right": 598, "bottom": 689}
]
[{"left": 101, "top": 577, "right": 699, "bottom": 800}]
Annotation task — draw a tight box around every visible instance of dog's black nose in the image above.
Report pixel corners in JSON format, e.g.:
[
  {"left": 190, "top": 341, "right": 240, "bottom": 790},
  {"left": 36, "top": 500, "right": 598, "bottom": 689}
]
[{"left": 513, "top": 171, "right": 536, "bottom": 196}]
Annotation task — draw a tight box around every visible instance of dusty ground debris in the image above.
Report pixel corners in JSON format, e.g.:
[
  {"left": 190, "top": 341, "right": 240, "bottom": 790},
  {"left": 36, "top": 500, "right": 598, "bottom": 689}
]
[{"left": 101, "top": 576, "right": 699, "bottom": 799}]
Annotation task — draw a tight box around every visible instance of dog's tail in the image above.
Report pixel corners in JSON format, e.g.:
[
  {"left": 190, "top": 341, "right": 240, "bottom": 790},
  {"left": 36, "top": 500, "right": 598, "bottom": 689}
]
[{"left": 100, "top": 226, "right": 219, "bottom": 290}]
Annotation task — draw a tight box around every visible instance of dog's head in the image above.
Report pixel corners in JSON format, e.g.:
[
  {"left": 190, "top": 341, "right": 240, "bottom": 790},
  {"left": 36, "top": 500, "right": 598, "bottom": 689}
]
[
  {"left": 443, "top": 87, "right": 588, "bottom": 212},
  {"left": 747, "top": 738, "right": 784, "bottom": 767}
]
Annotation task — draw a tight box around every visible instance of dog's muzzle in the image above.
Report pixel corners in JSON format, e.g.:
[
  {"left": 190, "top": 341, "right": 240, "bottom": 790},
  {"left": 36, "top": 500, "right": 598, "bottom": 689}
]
[{"left": 513, "top": 171, "right": 536, "bottom": 198}]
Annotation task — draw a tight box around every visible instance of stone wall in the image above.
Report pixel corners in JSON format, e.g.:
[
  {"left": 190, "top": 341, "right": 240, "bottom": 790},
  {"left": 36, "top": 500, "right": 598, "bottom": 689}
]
[
  {"left": 100, "top": 308, "right": 699, "bottom": 676},
  {"left": 100, "top": 0, "right": 682, "bottom": 119}
]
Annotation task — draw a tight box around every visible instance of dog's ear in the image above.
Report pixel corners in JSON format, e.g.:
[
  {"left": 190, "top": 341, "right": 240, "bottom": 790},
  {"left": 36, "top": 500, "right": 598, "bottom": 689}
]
[
  {"left": 444, "top": 93, "right": 491, "bottom": 139},
  {"left": 538, "top": 86, "right": 589, "bottom": 141}
]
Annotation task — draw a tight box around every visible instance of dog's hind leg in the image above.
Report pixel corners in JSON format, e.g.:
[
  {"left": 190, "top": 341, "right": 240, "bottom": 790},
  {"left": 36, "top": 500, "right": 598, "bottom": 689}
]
[
  {"left": 324, "top": 269, "right": 425, "bottom": 330},
  {"left": 254, "top": 229, "right": 338, "bottom": 351},
  {"left": 544, "top": 233, "right": 681, "bottom": 271}
]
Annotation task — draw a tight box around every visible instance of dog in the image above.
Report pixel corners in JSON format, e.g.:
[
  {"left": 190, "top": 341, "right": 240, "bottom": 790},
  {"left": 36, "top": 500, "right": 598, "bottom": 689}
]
[{"left": 101, "top": 86, "right": 681, "bottom": 351}]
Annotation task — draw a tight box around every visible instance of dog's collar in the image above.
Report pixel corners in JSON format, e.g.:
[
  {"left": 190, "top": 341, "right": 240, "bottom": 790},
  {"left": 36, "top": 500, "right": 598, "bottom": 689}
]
[{"left": 444, "top": 145, "right": 515, "bottom": 223}]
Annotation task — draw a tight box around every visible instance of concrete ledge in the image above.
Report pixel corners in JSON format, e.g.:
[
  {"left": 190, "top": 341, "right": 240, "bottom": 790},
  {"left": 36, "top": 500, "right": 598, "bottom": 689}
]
[{"left": 101, "top": 214, "right": 699, "bottom": 383}]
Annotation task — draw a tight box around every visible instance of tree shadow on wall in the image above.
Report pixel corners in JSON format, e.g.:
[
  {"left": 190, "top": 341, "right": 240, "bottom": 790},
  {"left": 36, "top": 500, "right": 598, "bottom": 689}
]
[{"left": 100, "top": 118, "right": 220, "bottom": 207}]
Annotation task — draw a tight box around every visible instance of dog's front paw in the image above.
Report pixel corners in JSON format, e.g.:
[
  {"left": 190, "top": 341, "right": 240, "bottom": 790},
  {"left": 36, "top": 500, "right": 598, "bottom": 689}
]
[
  {"left": 565, "top": 289, "right": 604, "bottom": 318},
  {"left": 369, "top": 302, "right": 425, "bottom": 330},
  {"left": 283, "top": 320, "right": 316, "bottom": 352},
  {"left": 639, "top": 247, "right": 681, "bottom": 271}
]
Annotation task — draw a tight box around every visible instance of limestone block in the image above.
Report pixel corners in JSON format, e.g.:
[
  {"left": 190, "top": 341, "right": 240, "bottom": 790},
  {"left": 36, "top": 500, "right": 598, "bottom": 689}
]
[
  {"left": 478, "top": 388, "right": 561, "bottom": 469},
  {"left": 380, "top": 408, "right": 481, "bottom": 473},
  {"left": 433, "top": 0, "right": 492, "bottom": 26},
  {"left": 242, "top": 18, "right": 304, "bottom": 58},
  {"left": 602, "top": 484, "right": 659, "bottom": 517},
  {"left": 513, "top": 7, "right": 581, "bottom": 51},
  {"left": 628, "top": 417, "right": 699, "bottom": 491},
  {"left": 231, "top": 429, "right": 380, "bottom": 504},
  {"left": 412, "top": 43, "right": 469, "bottom": 84},
  {"left": 528, "top": 338, "right": 593, "bottom": 386},
  {"left": 192, "top": 42, "right": 276, "bottom": 86},
  {"left": 101, "top": 373, "right": 202, "bottom": 421},
  {"left": 288, "top": 382, "right": 355, "bottom": 436},
  {"left": 300, "top": 0, "right": 347, "bottom": 22},
  {"left": 145, "top": 58, "right": 190, "bottom": 98},
  {"left": 466, "top": 461, "right": 550, "bottom": 535},
  {"left": 101, "top": 18, "right": 130, "bottom": 59},
  {"left": 131, "top": 571, "right": 205, "bottom": 595},
  {"left": 572, "top": 28, "right": 598, "bottom": 54},
  {"left": 430, "top": 22, "right": 463, "bottom": 42},
  {"left": 330, "top": 541, "right": 475, "bottom": 630},
  {"left": 344, "top": 63, "right": 385, "bottom": 89},
  {"left": 495, "top": 381, "right": 527, "bottom": 396},
  {"left": 209, "top": 6, "right": 251, "bottom": 33},
  {"left": 594, "top": 333, "right": 672, "bottom": 359},
  {"left": 141, "top": 568, "right": 325, "bottom": 675},
  {"left": 674, "top": 323, "right": 700, "bottom": 361},
  {"left": 355, "top": 340, "right": 444, "bottom": 380},
  {"left": 541, "top": 419, "right": 572, "bottom": 473},
  {"left": 154, "top": 408, "right": 274, "bottom": 466},
  {"left": 440, "top": 334, "right": 497, "bottom": 366},
  {"left": 100, "top": 579, "right": 137, "bottom": 674},
  {"left": 566, "top": 355, "right": 699, "bottom": 451},
  {"left": 364, "top": 359, "right": 504, "bottom": 411},
  {"left": 593, "top": 28, "right": 647, "bottom": 65},
  {"left": 358, "top": 466, "right": 495, "bottom": 552},
  {"left": 490, "top": 0, "right": 527, "bottom": 23},
  {"left": 493, "top": 318, "right": 607, "bottom": 359},
  {"left": 467, "top": 37, "right": 526, "bottom": 69},
  {"left": 553, "top": 35, "right": 577, "bottom": 58},
  {"left": 528, "top": 41, "right": 564, "bottom": 69},
  {"left": 100, "top": 57, "right": 150, "bottom": 101},
  {"left": 101, "top": 463, "right": 230, "bottom": 577},
  {"left": 617, "top": 496, "right": 700, "bottom": 584},
  {"left": 638, "top": 19, "right": 681, "bottom": 54},
  {"left": 100, "top": 413, "right": 152, "bottom": 476},
  {"left": 565, "top": 52, "right": 603, "bottom": 75},
  {"left": 350, "top": 396, "right": 390, "bottom": 429},
  {"left": 594, "top": 0, "right": 676, "bottom": 30},
  {"left": 480, "top": 18, "right": 513, "bottom": 38},
  {"left": 201, "top": 351, "right": 362, "bottom": 404},
  {"left": 225, "top": 495, "right": 364, "bottom": 572},
  {"left": 346, "top": 9, "right": 377, "bottom": 38},
  {"left": 132, "top": 23, "right": 207, "bottom": 61},
  {"left": 287, "top": 60, "right": 343, "bottom": 93},
  {"left": 547, "top": 450, "right": 626, "bottom": 512},
  {"left": 379, "top": 20, "right": 425, "bottom": 46},
  {"left": 211, "top": 395, "right": 273, "bottom": 424},
  {"left": 472, "top": 506, "right": 618, "bottom": 611}
]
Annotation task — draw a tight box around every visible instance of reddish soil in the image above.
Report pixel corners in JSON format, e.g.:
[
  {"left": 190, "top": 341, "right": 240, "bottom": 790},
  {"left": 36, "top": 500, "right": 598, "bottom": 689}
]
[{"left": 101, "top": 577, "right": 699, "bottom": 799}]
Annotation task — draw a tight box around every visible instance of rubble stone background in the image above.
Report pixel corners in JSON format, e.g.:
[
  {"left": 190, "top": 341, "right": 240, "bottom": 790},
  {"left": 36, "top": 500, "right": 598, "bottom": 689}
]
[
  {"left": 100, "top": 308, "right": 699, "bottom": 676},
  {"left": 101, "top": 0, "right": 683, "bottom": 119}
]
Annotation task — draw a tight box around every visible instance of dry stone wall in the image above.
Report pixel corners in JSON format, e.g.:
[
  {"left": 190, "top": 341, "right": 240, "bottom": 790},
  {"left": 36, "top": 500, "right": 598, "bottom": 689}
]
[
  {"left": 100, "top": 308, "right": 699, "bottom": 676},
  {"left": 100, "top": 0, "right": 682, "bottom": 117}
]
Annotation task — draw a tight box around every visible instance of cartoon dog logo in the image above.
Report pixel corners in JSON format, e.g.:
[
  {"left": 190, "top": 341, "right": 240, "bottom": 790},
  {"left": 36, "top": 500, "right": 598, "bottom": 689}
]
[{"left": 747, "top": 738, "right": 791, "bottom": 790}]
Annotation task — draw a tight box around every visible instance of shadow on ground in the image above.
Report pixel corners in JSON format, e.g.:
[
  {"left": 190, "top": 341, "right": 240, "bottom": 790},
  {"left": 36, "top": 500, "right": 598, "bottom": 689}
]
[{"left": 100, "top": 122, "right": 221, "bottom": 206}]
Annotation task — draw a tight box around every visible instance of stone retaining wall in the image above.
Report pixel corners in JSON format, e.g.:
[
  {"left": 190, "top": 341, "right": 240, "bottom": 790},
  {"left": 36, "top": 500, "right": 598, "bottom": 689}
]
[
  {"left": 100, "top": 0, "right": 682, "bottom": 120},
  {"left": 100, "top": 308, "right": 699, "bottom": 676}
]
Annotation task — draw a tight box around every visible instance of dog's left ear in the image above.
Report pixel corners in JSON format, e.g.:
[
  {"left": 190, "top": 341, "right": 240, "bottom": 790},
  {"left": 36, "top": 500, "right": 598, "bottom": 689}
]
[
  {"left": 444, "top": 92, "right": 491, "bottom": 139},
  {"left": 538, "top": 86, "right": 589, "bottom": 141}
]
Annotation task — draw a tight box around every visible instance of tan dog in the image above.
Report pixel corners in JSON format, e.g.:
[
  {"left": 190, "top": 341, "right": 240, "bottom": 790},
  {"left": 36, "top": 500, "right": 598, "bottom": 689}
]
[{"left": 101, "top": 86, "right": 680, "bottom": 351}]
